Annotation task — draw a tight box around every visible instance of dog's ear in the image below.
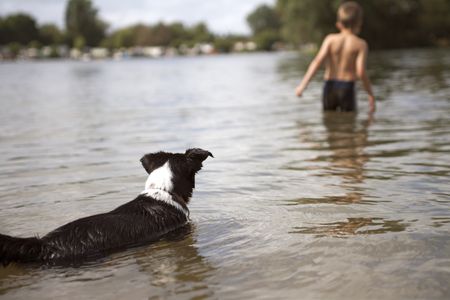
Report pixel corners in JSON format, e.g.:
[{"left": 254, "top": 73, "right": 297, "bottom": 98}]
[
  {"left": 140, "top": 151, "right": 174, "bottom": 174},
  {"left": 185, "top": 148, "right": 213, "bottom": 173},
  {"left": 185, "top": 148, "right": 213, "bottom": 162},
  {"left": 140, "top": 154, "right": 153, "bottom": 174}
]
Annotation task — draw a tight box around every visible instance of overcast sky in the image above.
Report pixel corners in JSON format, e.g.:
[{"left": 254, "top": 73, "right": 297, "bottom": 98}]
[{"left": 0, "top": 0, "right": 275, "bottom": 34}]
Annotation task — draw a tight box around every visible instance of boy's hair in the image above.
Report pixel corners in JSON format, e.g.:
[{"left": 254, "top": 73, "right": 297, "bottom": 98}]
[{"left": 337, "top": 1, "right": 363, "bottom": 29}]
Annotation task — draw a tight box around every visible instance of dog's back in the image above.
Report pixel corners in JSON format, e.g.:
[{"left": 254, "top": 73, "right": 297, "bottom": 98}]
[
  {"left": 44, "top": 193, "right": 189, "bottom": 261},
  {"left": 1, "top": 193, "right": 188, "bottom": 265},
  {"left": 0, "top": 148, "right": 212, "bottom": 265}
]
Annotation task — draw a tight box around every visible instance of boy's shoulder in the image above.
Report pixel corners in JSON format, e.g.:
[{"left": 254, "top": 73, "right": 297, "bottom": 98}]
[
  {"left": 355, "top": 36, "right": 368, "bottom": 51},
  {"left": 353, "top": 35, "right": 368, "bottom": 47},
  {"left": 323, "top": 33, "right": 340, "bottom": 41},
  {"left": 325, "top": 33, "right": 368, "bottom": 49}
]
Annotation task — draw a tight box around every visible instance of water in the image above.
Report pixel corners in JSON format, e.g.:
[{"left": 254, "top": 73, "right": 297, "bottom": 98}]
[{"left": 0, "top": 49, "right": 449, "bottom": 299}]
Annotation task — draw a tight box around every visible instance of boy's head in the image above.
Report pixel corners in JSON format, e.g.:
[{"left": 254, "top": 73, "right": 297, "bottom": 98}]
[{"left": 337, "top": 1, "right": 363, "bottom": 33}]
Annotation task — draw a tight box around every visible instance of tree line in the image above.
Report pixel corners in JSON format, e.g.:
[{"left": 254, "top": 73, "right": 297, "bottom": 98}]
[
  {"left": 248, "top": 0, "right": 450, "bottom": 50},
  {"left": 0, "top": 0, "right": 247, "bottom": 56},
  {"left": 1, "top": 0, "right": 449, "bottom": 56}
]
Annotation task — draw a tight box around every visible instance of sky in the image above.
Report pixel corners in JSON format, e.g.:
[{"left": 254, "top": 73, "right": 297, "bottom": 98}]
[{"left": 0, "top": 0, "right": 275, "bottom": 34}]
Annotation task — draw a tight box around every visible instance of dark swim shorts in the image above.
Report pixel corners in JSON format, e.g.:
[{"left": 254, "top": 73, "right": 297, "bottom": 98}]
[{"left": 322, "top": 80, "right": 356, "bottom": 111}]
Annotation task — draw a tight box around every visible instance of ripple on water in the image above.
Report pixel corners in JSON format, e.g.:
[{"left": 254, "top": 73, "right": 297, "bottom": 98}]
[{"left": 0, "top": 50, "right": 449, "bottom": 299}]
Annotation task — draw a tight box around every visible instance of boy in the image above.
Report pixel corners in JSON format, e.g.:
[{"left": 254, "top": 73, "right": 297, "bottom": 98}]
[{"left": 295, "top": 1, "right": 375, "bottom": 113}]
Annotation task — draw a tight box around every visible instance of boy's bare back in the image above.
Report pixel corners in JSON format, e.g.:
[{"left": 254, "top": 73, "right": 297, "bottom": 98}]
[
  {"left": 324, "top": 32, "right": 367, "bottom": 81},
  {"left": 295, "top": 1, "right": 375, "bottom": 112}
]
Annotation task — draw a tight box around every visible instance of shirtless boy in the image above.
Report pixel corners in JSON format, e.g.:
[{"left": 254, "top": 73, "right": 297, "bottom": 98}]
[{"left": 295, "top": 1, "right": 375, "bottom": 112}]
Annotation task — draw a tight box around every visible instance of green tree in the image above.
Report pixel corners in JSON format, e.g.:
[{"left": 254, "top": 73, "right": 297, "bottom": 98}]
[
  {"left": 7, "top": 42, "right": 21, "bottom": 57},
  {"left": 39, "top": 23, "right": 64, "bottom": 45},
  {"left": 357, "top": 0, "right": 424, "bottom": 49},
  {"left": 103, "top": 21, "right": 216, "bottom": 49},
  {"left": 65, "top": 0, "right": 107, "bottom": 47},
  {"left": 254, "top": 30, "right": 280, "bottom": 51},
  {"left": 0, "top": 17, "right": 6, "bottom": 45},
  {"left": 275, "top": 0, "right": 450, "bottom": 49},
  {"left": 419, "top": 0, "right": 450, "bottom": 45},
  {"left": 74, "top": 35, "right": 86, "bottom": 49},
  {"left": 213, "top": 35, "right": 245, "bottom": 53},
  {"left": 167, "top": 22, "right": 188, "bottom": 47},
  {"left": 276, "top": 0, "right": 336, "bottom": 46},
  {"left": 190, "top": 22, "right": 214, "bottom": 43},
  {"left": 0, "top": 13, "right": 40, "bottom": 45},
  {"left": 149, "top": 22, "right": 174, "bottom": 46},
  {"left": 49, "top": 45, "right": 61, "bottom": 58},
  {"left": 102, "top": 26, "right": 135, "bottom": 48},
  {"left": 247, "top": 4, "right": 282, "bottom": 51},
  {"left": 28, "top": 40, "right": 42, "bottom": 49},
  {"left": 132, "top": 24, "right": 153, "bottom": 46},
  {"left": 213, "top": 37, "right": 233, "bottom": 53},
  {"left": 247, "top": 4, "right": 281, "bottom": 35}
]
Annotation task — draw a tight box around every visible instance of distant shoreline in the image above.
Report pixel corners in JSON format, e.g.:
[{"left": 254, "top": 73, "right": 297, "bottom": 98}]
[{"left": 0, "top": 41, "right": 295, "bottom": 62}]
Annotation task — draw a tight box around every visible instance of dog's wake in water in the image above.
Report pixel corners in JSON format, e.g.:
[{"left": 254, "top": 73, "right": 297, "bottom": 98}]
[{"left": 0, "top": 148, "right": 213, "bottom": 266}]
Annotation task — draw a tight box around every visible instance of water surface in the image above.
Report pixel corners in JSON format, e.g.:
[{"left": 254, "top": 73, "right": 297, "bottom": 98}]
[{"left": 0, "top": 49, "right": 449, "bottom": 299}]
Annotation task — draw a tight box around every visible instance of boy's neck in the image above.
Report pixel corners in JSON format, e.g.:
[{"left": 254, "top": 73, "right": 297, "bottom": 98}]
[{"left": 340, "top": 28, "right": 357, "bottom": 35}]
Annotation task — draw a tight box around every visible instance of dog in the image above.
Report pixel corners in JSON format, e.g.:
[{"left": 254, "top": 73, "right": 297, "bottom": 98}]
[{"left": 0, "top": 148, "right": 213, "bottom": 266}]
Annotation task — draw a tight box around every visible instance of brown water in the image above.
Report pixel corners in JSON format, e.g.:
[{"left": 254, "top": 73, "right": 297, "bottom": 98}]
[{"left": 0, "top": 49, "right": 449, "bottom": 299}]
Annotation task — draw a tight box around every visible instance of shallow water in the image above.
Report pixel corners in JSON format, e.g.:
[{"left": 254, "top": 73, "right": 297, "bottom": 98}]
[{"left": 0, "top": 49, "right": 449, "bottom": 299}]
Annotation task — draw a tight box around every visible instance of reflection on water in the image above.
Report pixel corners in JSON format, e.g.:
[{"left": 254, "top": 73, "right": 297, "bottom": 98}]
[
  {"left": 285, "top": 111, "right": 372, "bottom": 206},
  {"left": 291, "top": 217, "right": 410, "bottom": 237},
  {"left": 319, "top": 112, "right": 371, "bottom": 185},
  {"left": 288, "top": 111, "right": 407, "bottom": 235},
  {"left": 285, "top": 193, "right": 366, "bottom": 206},
  {"left": 130, "top": 224, "right": 215, "bottom": 299},
  {"left": 0, "top": 49, "right": 449, "bottom": 299},
  {"left": 285, "top": 111, "right": 374, "bottom": 207}
]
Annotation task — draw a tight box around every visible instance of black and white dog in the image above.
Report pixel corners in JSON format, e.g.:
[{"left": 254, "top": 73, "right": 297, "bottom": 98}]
[{"left": 0, "top": 148, "right": 213, "bottom": 265}]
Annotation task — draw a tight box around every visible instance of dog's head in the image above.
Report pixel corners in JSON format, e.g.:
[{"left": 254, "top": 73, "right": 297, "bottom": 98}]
[{"left": 140, "top": 148, "right": 213, "bottom": 203}]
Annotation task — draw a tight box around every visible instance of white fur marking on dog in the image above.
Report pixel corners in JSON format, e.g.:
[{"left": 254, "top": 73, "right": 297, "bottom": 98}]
[
  {"left": 140, "top": 188, "right": 189, "bottom": 216},
  {"left": 144, "top": 161, "right": 174, "bottom": 192}
]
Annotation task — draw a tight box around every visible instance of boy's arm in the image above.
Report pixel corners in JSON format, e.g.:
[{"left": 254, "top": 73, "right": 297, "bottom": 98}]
[
  {"left": 356, "top": 41, "right": 376, "bottom": 112},
  {"left": 295, "top": 36, "right": 331, "bottom": 97}
]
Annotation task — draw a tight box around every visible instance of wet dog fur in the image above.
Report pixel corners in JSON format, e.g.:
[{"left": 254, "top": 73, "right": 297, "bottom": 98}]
[{"left": 0, "top": 148, "right": 213, "bottom": 266}]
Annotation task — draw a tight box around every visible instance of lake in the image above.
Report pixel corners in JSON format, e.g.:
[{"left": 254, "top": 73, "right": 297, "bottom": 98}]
[{"left": 0, "top": 49, "right": 449, "bottom": 299}]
